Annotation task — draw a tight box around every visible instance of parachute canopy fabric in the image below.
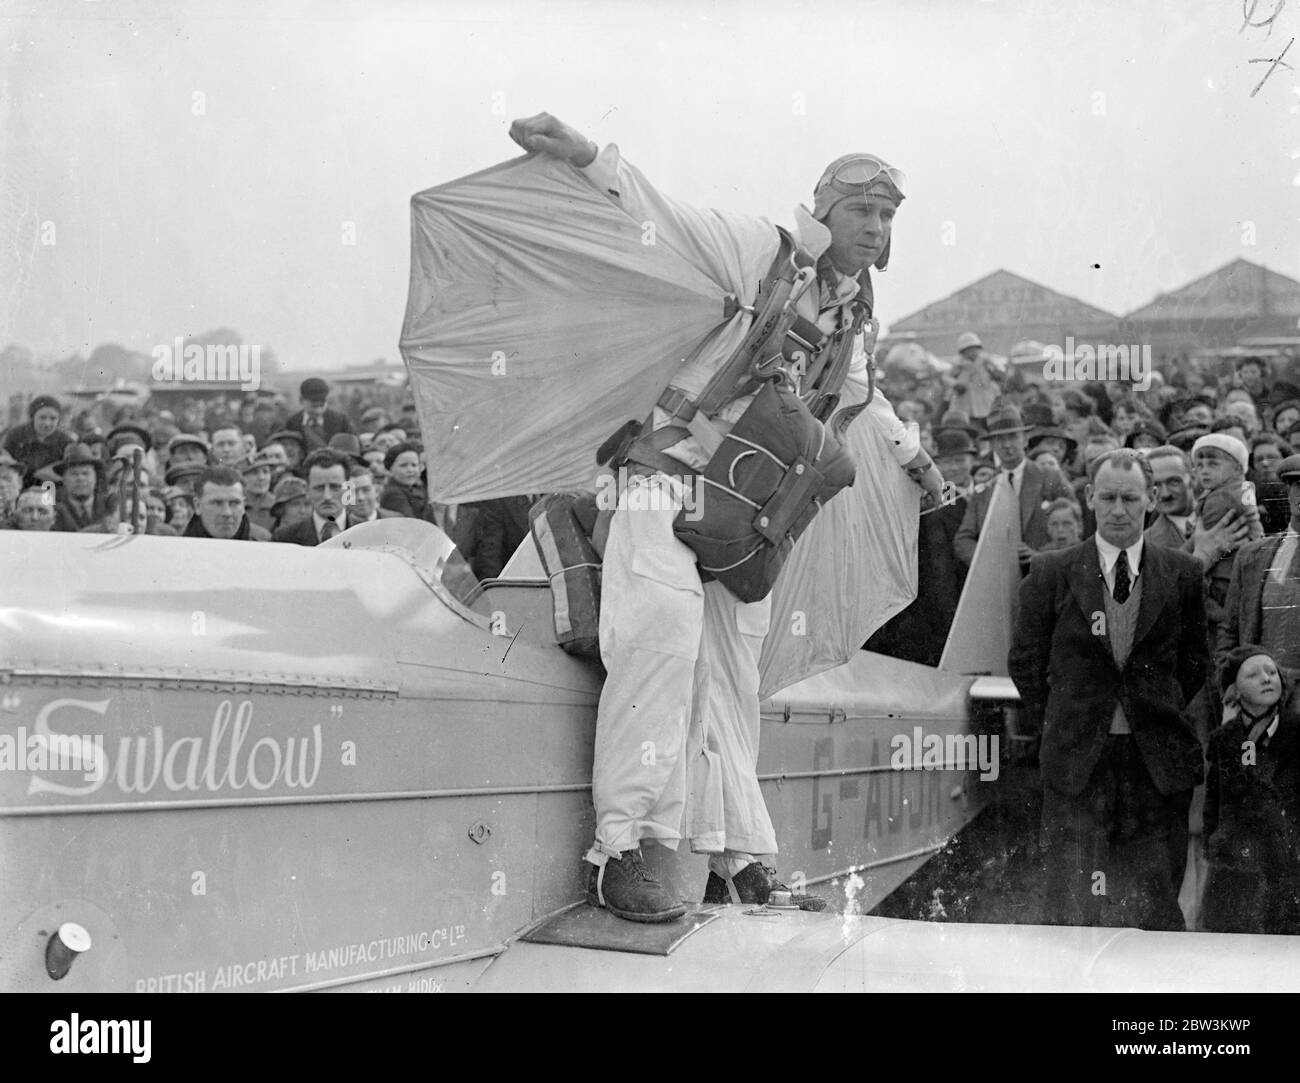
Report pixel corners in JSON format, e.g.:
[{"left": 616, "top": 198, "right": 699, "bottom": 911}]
[
  {"left": 758, "top": 403, "right": 919, "bottom": 700},
  {"left": 403, "top": 151, "right": 918, "bottom": 697},
  {"left": 401, "top": 153, "right": 729, "bottom": 502}
]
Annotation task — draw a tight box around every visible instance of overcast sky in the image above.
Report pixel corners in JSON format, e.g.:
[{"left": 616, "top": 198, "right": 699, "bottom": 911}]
[{"left": 2, "top": 0, "right": 1296, "bottom": 369}]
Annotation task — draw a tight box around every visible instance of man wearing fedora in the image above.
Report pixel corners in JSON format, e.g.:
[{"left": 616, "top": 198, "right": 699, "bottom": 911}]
[
  {"left": 285, "top": 378, "right": 355, "bottom": 454},
  {"left": 50, "top": 444, "right": 109, "bottom": 532},
  {"left": 953, "top": 403, "right": 1072, "bottom": 570},
  {"left": 327, "top": 432, "right": 368, "bottom": 469}
]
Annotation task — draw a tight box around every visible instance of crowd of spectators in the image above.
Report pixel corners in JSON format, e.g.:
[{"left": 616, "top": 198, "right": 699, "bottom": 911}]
[
  {"left": 869, "top": 334, "right": 1300, "bottom": 933},
  {"left": 0, "top": 376, "right": 532, "bottom": 583}
]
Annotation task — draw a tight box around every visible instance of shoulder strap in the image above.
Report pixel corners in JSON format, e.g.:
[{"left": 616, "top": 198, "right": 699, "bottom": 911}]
[{"left": 684, "top": 227, "right": 814, "bottom": 421}]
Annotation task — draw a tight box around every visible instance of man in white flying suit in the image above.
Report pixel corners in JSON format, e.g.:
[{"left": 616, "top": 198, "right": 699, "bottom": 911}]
[{"left": 510, "top": 113, "right": 946, "bottom": 922}]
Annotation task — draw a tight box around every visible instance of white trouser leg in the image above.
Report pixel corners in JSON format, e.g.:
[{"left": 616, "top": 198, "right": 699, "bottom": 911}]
[
  {"left": 687, "top": 580, "right": 777, "bottom": 858},
  {"left": 590, "top": 475, "right": 704, "bottom": 858}
]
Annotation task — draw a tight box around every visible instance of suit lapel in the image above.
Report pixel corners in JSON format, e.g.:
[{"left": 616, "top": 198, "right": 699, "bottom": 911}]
[
  {"left": 1066, "top": 541, "right": 1115, "bottom": 668},
  {"left": 1132, "top": 542, "right": 1170, "bottom": 651}
]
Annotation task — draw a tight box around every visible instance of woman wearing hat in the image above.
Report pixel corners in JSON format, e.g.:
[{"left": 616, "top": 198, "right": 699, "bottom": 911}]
[
  {"left": 268, "top": 474, "right": 311, "bottom": 534},
  {"left": 2, "top": 395, "right": 72, "bottom": 484},
  {"left": 1201, "top": 646, "right": 1300, "bottom": 934}
]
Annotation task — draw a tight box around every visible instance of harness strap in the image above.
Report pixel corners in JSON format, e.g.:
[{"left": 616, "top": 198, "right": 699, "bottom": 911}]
[{"left": 692, "top": 227, "right": 808, "bottom": 419}]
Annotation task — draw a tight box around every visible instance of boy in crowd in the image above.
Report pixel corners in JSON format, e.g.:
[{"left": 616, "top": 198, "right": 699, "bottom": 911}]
[
  {"left": 1041, "top": 498, "right": 1083, "bottom": 551},
  {"left": 1192, "top": 433, "right": 1264, "bottom": 627}
]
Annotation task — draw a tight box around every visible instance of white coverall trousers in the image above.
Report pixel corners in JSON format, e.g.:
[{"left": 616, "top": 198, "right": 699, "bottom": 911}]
[{"left": 589, "top": 473, "right": 777, "bottom": 863}]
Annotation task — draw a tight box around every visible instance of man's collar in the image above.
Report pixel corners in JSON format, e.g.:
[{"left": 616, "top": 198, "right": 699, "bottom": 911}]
[{"left": 1095, "top": 532, "right": 1144, "bottom": 577}]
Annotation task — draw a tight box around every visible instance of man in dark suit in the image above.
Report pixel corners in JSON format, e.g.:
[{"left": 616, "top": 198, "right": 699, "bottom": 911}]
[
  {"left": 1009, "top": 448, "right": 1209, "bottom": 929},
  {"left": 954, "top": 404, "right": 1072, "bottom": 569},
  {"left": 50, "top": 444, "right": 109, "bottom": 532},
  {"left": 182, "top": 466, "right": 272, "bottom": 541},
  {"left": 1216, "top": 453, "right": 1300, "bottom": 675},
  {"left": 283, "top": 378, "right": 355, "bottom": 454},
  {"left": 273, "top": 449, "right": 349, "bottom": 545}
]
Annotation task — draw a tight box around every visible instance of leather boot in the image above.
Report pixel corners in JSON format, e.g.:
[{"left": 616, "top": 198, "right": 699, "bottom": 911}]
[
  {"left": 587, "top": 847, "right": 687, "bottom": 923},
  {"left": 703, "top": 862, "right": 828, "bottom": 912}
]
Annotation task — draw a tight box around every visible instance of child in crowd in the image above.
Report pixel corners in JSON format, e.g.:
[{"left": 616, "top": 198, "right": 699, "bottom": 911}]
[
  {"left": 1200, "top": 646, "right": 1300, "bottom": 934},
  {"left": 1191, "top": 433, "right": 1264, "bottom": 624},
  {"left": 1041, "top": 497, "right": 1082, "bottom": 551}
]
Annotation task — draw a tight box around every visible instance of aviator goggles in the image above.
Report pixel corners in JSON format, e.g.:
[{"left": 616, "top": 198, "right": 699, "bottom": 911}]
[{"left": 816, "top": 155, "right": 907, "bottom": 202}]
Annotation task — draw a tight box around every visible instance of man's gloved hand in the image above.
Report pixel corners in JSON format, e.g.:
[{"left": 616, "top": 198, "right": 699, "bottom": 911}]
[{"left": 508, "top": 113, "right": 598, "bottom": 167}]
